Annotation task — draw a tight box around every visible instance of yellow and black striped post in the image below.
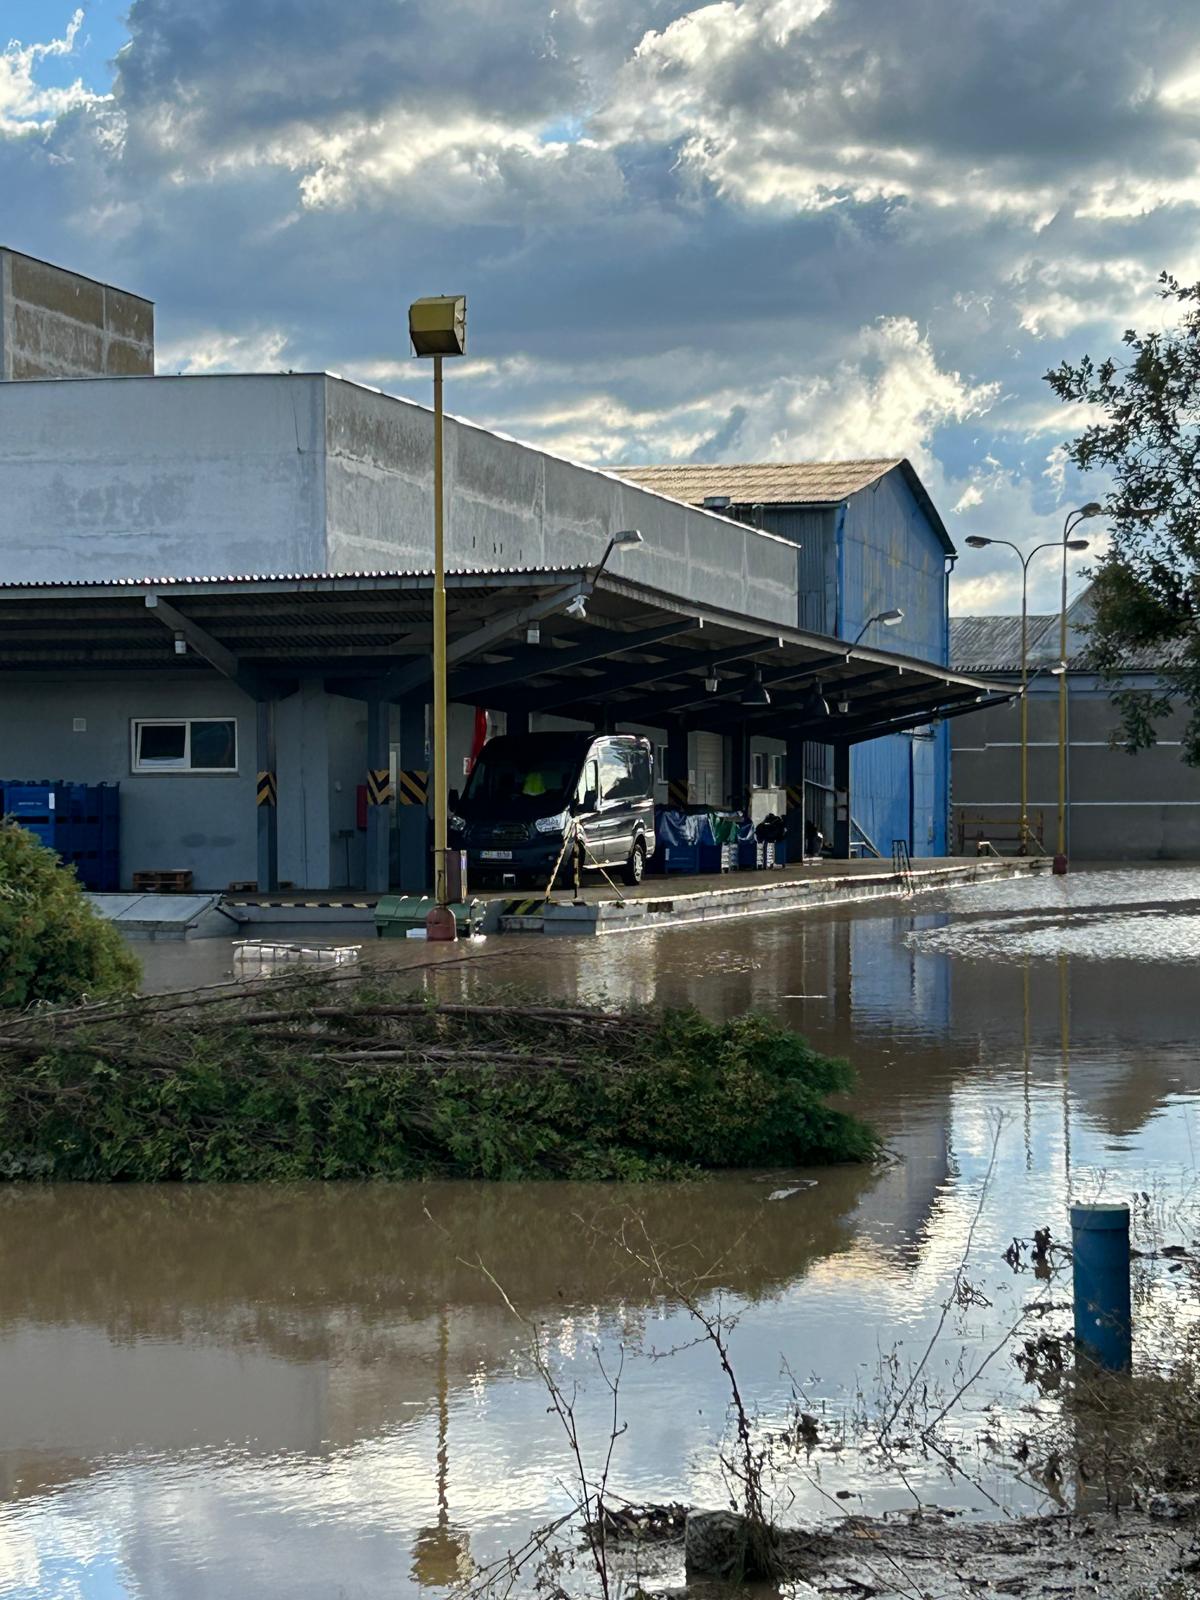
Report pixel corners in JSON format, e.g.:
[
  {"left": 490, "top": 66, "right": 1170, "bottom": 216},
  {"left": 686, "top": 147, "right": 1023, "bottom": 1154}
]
[
  {"left": 367, "top": 767, "right": 393, "bottom": 806},
  {"left": 398, "top": 768, "right": 428, "bottom": 807},
  {"left": 667, "top": 777, "right": 689, "bottom": 811},
  {"left": 255, "top": 699, "right": 279, "bottom": 893},
  {"left": 785, "top": 783, "right": 804, "bottom": 812}
]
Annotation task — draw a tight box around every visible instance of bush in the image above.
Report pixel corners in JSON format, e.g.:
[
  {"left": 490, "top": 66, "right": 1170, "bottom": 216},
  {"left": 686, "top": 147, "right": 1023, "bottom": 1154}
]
[
  {"left": 0, "top": 820, "right": 140, "bottom": 1010},
  {"left": 0, "top": 978, "right": 875, "bottom": 1181}
]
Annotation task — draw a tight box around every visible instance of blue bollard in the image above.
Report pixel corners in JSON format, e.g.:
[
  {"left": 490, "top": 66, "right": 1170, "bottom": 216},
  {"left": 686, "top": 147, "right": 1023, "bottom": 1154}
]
[{"left": 1071, "top": 1202, "right": 1132, "bottom": 1372}]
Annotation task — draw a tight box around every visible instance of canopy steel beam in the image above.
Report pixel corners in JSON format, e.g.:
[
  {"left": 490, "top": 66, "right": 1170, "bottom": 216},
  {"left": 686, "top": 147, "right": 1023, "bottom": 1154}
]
[
  {"left": 374, "top": 581, "right": 590, "bottom": 701},
  {"left": 505, "top": 634, "right": 778, "bottom": 716},
  {"left": 450, "top": 618, "right": 695, "bottom": 703}
]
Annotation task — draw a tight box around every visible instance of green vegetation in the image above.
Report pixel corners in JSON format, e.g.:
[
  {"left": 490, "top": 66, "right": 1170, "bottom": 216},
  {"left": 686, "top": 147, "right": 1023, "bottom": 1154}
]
[
  {"left": 0, "top": 976, "right": 875, "bottom": 1181},
  {"left": 0, "top": 820, "right": 140, "bottom": 1011},
  {"left": 1047, "top": 271, "right": 1200, "bottom": 760}
]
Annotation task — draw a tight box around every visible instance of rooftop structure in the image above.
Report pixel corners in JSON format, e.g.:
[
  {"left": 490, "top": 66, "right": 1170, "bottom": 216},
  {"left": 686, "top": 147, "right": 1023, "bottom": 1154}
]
[{"left": 0, "top": 248, "right": 154, "bottom": 381}]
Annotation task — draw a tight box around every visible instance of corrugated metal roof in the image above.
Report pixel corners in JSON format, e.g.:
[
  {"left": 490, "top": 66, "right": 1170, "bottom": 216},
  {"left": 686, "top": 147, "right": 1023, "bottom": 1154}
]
[
  {"left": 0, "top": 566, "right": 585, "bottom": 591},
  {"left": 951, "top": 590, "right": 1184, "bottom": 673},
  {"left": 612, "top": 460, "right": 904, "bottom": 505}
]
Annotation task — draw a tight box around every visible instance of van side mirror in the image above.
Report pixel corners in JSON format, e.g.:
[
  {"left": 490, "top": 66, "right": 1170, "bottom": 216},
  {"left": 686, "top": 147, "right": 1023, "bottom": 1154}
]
[{"left": 579, "top": 789, "right": 598, "bottom": 813}]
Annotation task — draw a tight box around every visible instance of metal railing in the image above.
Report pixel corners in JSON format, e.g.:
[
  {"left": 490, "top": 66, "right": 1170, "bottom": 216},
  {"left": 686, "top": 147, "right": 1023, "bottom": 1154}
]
[{"left": 955, "top": 808, "right": 1046, "bottom": 857}]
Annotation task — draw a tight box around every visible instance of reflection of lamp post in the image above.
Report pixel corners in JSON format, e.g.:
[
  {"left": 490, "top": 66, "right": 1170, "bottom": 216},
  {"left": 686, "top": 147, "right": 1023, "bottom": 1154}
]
[
  {"left": 411, "top": 1307, "right": 471, "bottom": 1588},
  {"left": 965, "top": 534, "right": 1090, "bottom": 854},
  {"left": 410, "top": 295, "right": 468, "bottom": 941}
]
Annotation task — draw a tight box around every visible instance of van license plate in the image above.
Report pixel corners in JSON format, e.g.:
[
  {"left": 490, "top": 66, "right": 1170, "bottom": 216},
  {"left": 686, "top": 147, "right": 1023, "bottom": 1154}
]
[{"left": 480, "top": 850, "right": 513, "bottom": 860}]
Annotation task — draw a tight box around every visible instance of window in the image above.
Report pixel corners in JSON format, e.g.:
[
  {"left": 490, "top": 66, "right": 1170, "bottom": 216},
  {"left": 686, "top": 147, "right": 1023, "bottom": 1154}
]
[
  {"left": 598, "top": 743, "right": 630, "bottom": 802},
  {"left": 132, "top": 718, "right": 238, "bottom": 773},
  {"left": 752, "top": 752, "right": 768, "bottom": 790},
  {"left": 770, "top": 753, "right": 785, "bottom": 789}
]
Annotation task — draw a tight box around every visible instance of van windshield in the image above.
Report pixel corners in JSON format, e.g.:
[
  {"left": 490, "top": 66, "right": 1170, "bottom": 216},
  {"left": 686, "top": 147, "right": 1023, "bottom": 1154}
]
[{"left": 461, "top": 740, "right": 584, "bottom": 819}]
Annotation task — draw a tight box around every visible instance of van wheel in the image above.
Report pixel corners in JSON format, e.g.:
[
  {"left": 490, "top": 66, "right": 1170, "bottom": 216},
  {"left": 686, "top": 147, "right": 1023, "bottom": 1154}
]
[{"left": 622, "top": 839, "right": 646, "bottom": 887}]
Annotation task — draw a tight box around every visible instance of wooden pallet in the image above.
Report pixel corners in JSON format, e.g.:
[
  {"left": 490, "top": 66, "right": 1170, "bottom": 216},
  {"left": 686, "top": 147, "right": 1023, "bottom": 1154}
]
[{"left": 132, "top": 869, "right": 194, "bottom": 894}]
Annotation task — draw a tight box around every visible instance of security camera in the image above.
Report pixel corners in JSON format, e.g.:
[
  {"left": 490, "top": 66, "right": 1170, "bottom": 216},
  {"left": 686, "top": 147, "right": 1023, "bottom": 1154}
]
[{"left": 565, "top": 594, "right": 588, "bottom": 621}]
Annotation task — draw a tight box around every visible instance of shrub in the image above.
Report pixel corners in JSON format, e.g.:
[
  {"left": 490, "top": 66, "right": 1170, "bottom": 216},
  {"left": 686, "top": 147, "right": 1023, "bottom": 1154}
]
[
  {"left": 0, "top": 978, "right": 875, "bottom": 1181},
  {"left": 0, "top": 820, "right": 140, "bottom": 1010}
]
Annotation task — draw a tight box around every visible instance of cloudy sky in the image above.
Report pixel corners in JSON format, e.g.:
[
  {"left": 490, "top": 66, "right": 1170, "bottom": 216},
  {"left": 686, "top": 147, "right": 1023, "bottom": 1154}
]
[{"left": 4, "top": 0, "right": 1199, "bottom": 612}]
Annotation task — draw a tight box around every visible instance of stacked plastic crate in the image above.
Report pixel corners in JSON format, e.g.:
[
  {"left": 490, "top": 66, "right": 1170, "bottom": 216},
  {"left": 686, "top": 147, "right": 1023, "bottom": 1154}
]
[{"left": 0, "top": 781, "right": 120, "bottom": 890}]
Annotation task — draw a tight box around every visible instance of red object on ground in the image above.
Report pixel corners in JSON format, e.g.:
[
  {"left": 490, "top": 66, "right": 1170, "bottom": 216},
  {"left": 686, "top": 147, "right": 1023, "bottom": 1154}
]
[
  {"left": 1052, "top": 853, "right": 1069, "bottom": 875},
  {"left": 425, "top": 905, "right": 458, "bottom": 942}
]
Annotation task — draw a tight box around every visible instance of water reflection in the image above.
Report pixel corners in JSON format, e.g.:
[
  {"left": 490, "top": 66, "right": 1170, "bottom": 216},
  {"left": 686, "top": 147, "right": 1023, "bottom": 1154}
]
[{"left": 2, "top": 867, "right": 1199, "bottom": 1600}]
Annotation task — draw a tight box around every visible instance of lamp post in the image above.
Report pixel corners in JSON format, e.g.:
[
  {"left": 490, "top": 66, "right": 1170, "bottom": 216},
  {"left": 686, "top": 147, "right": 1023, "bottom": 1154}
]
[
  {"left": 849, "top": 607, "right": 904, "bottom": 649},
  {"left": 965, "top": 530, "right": 1092, "bottom": 854},
  {"left": 1055, "top": 504, "right": 1103, "bottom": 873},
  {"left": 409, "top": 294, "right": 467, "bottom": 940}
]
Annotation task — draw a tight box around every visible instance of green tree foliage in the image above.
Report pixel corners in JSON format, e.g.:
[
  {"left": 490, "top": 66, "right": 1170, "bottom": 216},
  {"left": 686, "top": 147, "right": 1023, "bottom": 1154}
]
[
  {"left": 0, "top": 980, "right": 876, "bottom": 1181},
  {"left": 1046, "top": 273, "right": 1200, "bottom": 760},
  {"left": 0, "top": 821, "right": 140, "bottom": 1010}
]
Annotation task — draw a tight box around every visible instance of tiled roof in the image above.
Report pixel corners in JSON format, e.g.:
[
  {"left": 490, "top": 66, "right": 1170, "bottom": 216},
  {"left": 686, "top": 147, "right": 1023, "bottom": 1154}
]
[{"left": 612, "top": 459, "right": 904, "bottom": 505}]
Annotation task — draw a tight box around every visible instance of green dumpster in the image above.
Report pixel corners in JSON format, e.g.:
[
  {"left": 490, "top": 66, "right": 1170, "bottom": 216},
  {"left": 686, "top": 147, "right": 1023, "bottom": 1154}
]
[{"left": 374, "top": 895, "right": 484, "bottom": 940}]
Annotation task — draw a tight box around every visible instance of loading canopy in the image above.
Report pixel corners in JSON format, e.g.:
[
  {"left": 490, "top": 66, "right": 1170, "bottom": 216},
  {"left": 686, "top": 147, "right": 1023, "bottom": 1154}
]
[{"left": 0, "top": 567, "right": 1010, "bottom": 741}]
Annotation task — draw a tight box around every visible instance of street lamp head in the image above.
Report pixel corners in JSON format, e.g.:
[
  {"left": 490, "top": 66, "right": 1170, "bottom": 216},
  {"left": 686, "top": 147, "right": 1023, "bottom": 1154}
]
[
  {"left": 1079, "top": 502, "right": 1104, "bottom": 518},
  {"left": 409, "top": 295, "right": 467, "bottom": 358},
  {"left": 878, "top": 608, "right": 904, "bottom": 626},
  {"left": 1050, "top": 660, "right": 1068, "bottom": 676},
  {"left": 964, "top": 535, "right": 992, "bottom": 549},
  {"left": 610, "top": 528, "right": 643, "bottom": 549},
  {"left": 1065, "top": 538, "right": 1090, "bottom": 552}
]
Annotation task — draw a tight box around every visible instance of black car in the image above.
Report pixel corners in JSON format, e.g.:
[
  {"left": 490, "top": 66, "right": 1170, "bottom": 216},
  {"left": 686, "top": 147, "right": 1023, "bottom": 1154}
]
[{"left": 449, "top": 732, "right": 655, "bottom": 889}]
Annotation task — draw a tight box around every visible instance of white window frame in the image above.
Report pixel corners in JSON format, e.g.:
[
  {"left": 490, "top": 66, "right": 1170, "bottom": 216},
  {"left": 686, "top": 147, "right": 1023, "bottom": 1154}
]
[
  {"left": 751, "top": 751, "right": 768, "bottom": 790},
  {"left": 769, "top": 753, "right": 785, "bottom": 789},
  {"left": 131, "top": 717, "right": 239, "bottom": 774}
]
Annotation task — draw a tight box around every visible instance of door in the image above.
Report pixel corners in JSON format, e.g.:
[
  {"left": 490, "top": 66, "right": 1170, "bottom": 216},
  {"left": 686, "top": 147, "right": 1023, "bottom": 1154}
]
[
  {"left": 594, "top": 741, "right": 632, "bottom": 863},
  {"left": 910, "top": 732, "right": 936, "bottom": 857},
  {"left": 693, "top": 732, "right": 723, "bottom": 809}
]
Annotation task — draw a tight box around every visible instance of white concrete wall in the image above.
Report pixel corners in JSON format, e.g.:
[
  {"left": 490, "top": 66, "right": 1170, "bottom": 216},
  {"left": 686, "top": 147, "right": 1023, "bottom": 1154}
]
[
  {"left": 0, "top": 375, "right": 327, "bottom": 583},
  {"left": 0, "top": 373, "right": 799, "bottom": 629}
]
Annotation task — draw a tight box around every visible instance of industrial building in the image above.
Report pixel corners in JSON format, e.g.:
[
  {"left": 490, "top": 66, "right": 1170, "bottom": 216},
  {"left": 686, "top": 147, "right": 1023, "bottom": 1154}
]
[
  {"left": 617, "top": 462, "right": 956, "bottom": 856},
  {"left": 0, "top": 252, "right": 1001, "bottom": 895},
  {"left": 951, "top": 589, "right": 1200, "bottom": 858}
]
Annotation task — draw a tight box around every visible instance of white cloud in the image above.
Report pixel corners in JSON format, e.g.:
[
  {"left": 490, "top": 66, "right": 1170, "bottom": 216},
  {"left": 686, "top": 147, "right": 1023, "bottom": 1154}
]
[
  {"left": 0, "top": 8, "right": 103, "bottom": 134},
  {"left": 155, "top": 327, "right": 292, "bottom": 374}
]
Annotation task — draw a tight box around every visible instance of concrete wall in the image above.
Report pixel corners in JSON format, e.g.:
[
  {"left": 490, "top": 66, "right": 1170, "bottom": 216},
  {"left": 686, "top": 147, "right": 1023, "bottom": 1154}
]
[
  {"left": 0, "top": 374, "right": 800, "bottom": 628},
  {"left": 0, "top": 249, "right": 154, "bottom": 380},
  {"left": 322, "top": 377, "right": 800, "bottom": 624},
  {"left": 952, "top": 675, "right": 1200, "bottom": 858},
  {"left": 0, "top": 375, "right": 328, "bottom": 582}
]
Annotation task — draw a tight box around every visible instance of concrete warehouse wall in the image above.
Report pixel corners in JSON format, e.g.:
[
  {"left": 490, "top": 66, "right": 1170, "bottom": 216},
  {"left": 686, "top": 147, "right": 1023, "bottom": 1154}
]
[
  {"left": 0, "top": 249, "right": 154, "bottom": 380},
  {"left": 952, "top": 677, "right": 1200, "bottom": 858},
  {"left": 0, "top": 374, "right": 799, "bottom": 629}
]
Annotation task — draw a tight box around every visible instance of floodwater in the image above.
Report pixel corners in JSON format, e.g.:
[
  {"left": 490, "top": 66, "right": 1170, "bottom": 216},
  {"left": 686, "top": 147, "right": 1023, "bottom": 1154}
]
[{"left": 3, "top": 866, "right": 1200, "bottom": 1599}]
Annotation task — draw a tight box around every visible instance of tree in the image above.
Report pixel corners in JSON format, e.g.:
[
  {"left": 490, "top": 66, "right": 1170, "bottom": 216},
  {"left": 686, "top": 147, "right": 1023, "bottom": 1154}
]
[
  {"left": 1046, "top": 273, "right": 1200, "bottom": 762},
  {"left": 0, "top": 821, "right": 140, "bottom": 1010}
]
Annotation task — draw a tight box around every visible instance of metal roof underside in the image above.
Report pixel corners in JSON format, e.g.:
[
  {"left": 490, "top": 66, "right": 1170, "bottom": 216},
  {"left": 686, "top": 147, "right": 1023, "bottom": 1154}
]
[
  {"left": 0, "top": 569, "right": 1010, "bottom": 745},
  {"left": 611, "top": 458, "right": 954, "bottom": 554}
]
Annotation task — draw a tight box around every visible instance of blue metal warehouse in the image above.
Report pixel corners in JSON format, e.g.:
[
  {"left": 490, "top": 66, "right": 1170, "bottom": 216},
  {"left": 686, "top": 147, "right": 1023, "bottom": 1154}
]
[{"left": 618, "top": 462, "right": 954, "bottom": 857}]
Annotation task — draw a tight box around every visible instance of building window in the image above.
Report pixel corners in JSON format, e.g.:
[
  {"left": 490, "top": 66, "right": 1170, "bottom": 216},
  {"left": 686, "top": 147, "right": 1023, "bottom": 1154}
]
[
  {"left": 654, "top": 743, "right": 667, "bottom": 782},
  {"left": 132, "top": 718, "right": 238, "bottom": 773},
  {"left": 770, "top": 753, "right": 784, "bottom": 789},
  {"left": 752, "top": 752, "right": 767, "bottom": 789}
]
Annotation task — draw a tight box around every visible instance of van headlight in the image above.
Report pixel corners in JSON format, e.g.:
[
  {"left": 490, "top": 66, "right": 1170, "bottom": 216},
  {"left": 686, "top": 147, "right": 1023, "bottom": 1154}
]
[
  {"left": 534, "top": 809, "right": 570, "bottom": 834},
  {"left": 448, "top": 813, "right": 466, "bottom": 834}
]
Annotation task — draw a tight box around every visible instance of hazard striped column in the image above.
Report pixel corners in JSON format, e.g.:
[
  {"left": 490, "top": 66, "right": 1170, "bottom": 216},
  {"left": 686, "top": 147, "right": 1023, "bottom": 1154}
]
[{"left": 256, "top": 700, "right": 278, "bottom": 894}]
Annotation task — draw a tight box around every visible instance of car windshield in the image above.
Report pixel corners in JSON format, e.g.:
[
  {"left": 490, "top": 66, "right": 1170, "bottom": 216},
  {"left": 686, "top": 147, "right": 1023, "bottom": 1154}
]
[{"left": 461, "top": 740, "right": 584, "bottom": 819}]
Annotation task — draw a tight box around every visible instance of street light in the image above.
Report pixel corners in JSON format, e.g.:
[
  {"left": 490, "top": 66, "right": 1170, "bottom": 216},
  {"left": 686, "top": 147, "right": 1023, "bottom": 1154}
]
[
  {"left": 849, "top": 607, "right": 904, "bottom": 649},
  {"left": 409, "top": 293, "right": 467, "bottom": 941},
  {"left": 963, "top": 529, "right": 1092, "bottom": 855},
  {"left": 966, "top": 508, "right": 1107, "bottom": 864},
  {"left": 595, "top": 528, "right": 644, "bottom": 577},
  {"left": 1056, "top": 503, "right": 1103, "bottom": 872}
]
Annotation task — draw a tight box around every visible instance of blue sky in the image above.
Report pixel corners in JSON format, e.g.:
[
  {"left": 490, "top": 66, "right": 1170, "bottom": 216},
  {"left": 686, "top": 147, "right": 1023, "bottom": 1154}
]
[{"left": 3, "top": 0, "right": 1200, "bottom": 614}]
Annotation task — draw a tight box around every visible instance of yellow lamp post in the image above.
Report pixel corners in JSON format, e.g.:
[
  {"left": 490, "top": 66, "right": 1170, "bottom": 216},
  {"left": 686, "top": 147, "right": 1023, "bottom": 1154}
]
[
  {"left": 1054, "top": 503, "right": 1103, "bottom": 873},
  {"left": 965, "top": 532, "right": 1092, "bottom": 854},
  {"left": 409, "top": 294, "right": 467, "bottom": 940}
]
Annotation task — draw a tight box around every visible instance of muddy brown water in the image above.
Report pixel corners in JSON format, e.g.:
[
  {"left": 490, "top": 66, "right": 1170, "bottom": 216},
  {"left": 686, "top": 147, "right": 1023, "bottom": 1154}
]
[{"left": 2, "top": 865, "right": 1199, "bottom": 1598}]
